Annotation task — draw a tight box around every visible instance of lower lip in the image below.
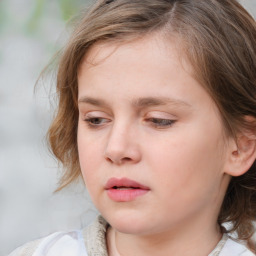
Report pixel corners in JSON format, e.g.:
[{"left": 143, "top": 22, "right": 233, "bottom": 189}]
[{"left": 106, "top": 188, "right": 149, "bottom": 202}]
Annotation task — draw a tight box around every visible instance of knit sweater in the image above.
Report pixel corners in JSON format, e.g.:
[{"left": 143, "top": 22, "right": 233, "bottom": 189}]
[{"left": 8, "top": 216, "right": 255, "bottom": 256}]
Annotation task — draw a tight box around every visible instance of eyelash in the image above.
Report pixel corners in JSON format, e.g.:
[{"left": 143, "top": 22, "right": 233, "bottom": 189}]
[
  {"left": 146, "top": 118, "right": 176, "bottom": 128},
  {"left": 84, "top": 117, "right": 110, "bottom": 127},
  {"left": 83, "top": 117, "right": 175, "bottom": 129}
]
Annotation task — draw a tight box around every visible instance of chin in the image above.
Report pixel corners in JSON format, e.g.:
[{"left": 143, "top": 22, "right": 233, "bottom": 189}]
[{"left": 102, "top": 210, "right": 155, "bottom": 235}]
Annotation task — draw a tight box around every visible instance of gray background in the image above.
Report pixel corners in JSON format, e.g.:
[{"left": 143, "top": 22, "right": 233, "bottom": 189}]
[{"left": 1, "top": 1, "right": 256, "bottom": 255}]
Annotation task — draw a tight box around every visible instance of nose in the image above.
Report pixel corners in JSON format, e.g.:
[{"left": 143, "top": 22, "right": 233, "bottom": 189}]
[{"left": 104, "top": 122, "right": 141, "bottom": 165}]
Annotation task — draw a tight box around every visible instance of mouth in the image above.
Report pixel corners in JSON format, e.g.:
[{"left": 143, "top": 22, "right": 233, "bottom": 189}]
[
  {"left": 105, "top": 178, "right": 150, "bottom": 202},
  {"left": 112, "top": 186, "right": 139, "bottom": 190},
  {"left": 105, "top": 177, "right": 150, "bottom": 190}
]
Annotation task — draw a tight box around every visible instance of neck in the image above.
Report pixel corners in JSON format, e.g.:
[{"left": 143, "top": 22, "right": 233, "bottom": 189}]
[{"left": 110, "top": 213, "right": 222, "bottom": 256}]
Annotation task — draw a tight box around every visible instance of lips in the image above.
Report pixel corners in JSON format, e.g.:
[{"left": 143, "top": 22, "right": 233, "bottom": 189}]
[
  {"left": 105, "top": 178, "right": 150, "bottom": 202},
  {"left": 105, "top": 178, "right": 149, "bottom": 190}
]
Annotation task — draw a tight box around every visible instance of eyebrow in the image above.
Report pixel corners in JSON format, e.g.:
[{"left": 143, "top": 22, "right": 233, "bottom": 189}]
[
  {"left": 78, "top": 96, "right": 191, "bottom": 108},
  {"left": 132, "top": 97, "right": 191, "bottom": 108}
]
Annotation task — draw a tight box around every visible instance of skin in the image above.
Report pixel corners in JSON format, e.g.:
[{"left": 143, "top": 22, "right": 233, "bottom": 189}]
[{"left": 77, "top": 34, "right": 235, "bottom": 256}]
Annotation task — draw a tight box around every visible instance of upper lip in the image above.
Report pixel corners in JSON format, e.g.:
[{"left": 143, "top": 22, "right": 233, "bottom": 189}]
[{"left": 105, "top": 177, "right": 150, "bottom": 190}]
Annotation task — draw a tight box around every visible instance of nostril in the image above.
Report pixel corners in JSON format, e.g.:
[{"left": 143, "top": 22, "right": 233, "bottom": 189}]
[
  {"left": 105, "top": 156, "right": 132, "bottom": 164},
  {"left": 106, "top": 156, "right": 114, "bottom": 163},
  {"left": 122, "top": 157, "right": 132, "bottom": 161}
]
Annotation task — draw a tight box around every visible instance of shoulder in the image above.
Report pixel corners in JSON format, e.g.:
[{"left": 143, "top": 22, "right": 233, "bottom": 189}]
[
  {"left": 7, "top": 216, "right": 108, "bottom": 256},
  {"left": 8, "top": 238, "right": 43, "bottom": 256},
  {"left": 8, "top": 230, "right": 87, "bottom": 256},
  {"left": 219, "top": 237, "right": 255, "bottom": 256}
]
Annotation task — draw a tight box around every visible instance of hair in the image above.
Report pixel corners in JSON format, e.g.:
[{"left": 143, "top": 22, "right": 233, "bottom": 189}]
[{"left": 46, "top": 0, "right": 256, "bottom": 251}]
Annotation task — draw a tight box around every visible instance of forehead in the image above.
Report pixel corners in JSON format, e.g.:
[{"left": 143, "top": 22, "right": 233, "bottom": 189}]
[
  {"left": 79, "top": 32, "right": 191, "bottom": 75},
  {"left": 78, "top": 34, "right": 203, "bottom": 106},
  {"left": 78, "top": 34, "right": 219, "bottom": 115}
]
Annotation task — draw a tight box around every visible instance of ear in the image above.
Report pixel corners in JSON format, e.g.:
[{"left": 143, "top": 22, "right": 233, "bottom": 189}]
[{"left": 225, "top": 122, "right": 256, "bottom": 177}]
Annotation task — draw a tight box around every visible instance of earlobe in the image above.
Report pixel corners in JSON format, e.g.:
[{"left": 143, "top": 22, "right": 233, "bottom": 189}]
[{"left": 225, "top": 133, "right": 256, "bottom": 177}]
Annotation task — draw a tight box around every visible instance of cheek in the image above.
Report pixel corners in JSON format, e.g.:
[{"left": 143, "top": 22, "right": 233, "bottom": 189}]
[
  {"left": 77, "top": 128, "right": 103, "bottom": 184},
  {"left": 78, "top": 143, "right": 103, "bottom": 203},
  {"left": 148, "top": 126, "right": 226, "bottom": 198}
]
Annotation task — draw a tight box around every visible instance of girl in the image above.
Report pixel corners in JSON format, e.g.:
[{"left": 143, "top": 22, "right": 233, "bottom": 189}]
[{"left": 10, "top": 0, "right": 256, "bottom": 255}]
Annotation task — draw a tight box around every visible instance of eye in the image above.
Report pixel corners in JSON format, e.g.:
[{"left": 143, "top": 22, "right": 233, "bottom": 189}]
[
  {"left": 84, "top": 117, "right": 110, "bottom": 128},
  {"left": 147, "top": 118, "right": 176, "bottom": 128}
]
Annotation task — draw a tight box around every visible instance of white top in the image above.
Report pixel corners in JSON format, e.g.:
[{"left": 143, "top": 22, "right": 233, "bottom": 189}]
[
  {"left": 32, "top": 231, "right": 88, "bottom": 256},
  {"left": 219, "top": 239, "right": 255, "bottom": 256},
  {"left": 9, "top": 230, "right": 88, "bottom": 256},
  {"left": 9, "top": 230, "right": 255, "bottom": 256}
]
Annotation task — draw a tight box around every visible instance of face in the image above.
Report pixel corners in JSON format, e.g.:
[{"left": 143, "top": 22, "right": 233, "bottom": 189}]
[{"left": 77, "top": 35, "right": 231, "bottom": 236}]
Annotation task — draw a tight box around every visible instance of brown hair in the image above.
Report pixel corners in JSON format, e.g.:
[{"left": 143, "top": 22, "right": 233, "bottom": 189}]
[{"left": 47, "top": 0, "right": 256, "bottom": 250}]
